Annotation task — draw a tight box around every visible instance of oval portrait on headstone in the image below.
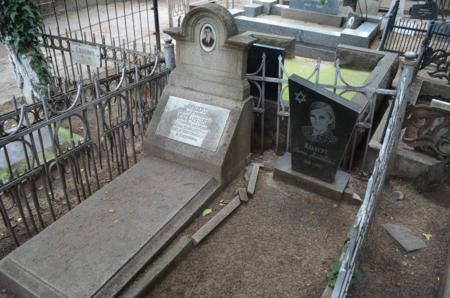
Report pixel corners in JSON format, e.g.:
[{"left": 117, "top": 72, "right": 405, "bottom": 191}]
[{"left": 200, "top": 23, "right": 216, "bottom": 52}]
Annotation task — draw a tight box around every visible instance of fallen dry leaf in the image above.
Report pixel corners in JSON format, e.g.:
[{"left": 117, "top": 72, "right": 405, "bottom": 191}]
[
  {"left": 422, "top": 233, "right": 432, "bottom": 241},
  {"left": 219, "top": 199, "right": 230, "bottom": 206}
]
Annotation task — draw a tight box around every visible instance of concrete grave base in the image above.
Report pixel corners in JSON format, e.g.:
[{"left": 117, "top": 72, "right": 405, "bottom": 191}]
[
  {"left": 273, "top": 153, "right": 350, "bottom": 200},
  {"left": 0, "top": 157, "right": 220, "bottom": 298},
  {"left": 281, "top": 7, "right": 344, "bottom": 27}
]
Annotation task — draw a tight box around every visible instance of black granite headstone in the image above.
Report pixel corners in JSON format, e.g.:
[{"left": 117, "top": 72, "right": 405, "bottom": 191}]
[
  {"left": 410, "top": 1, "right": 438, "bottom": 20},
  {"left": 247, "top": 44, "right": 285, "bottom": 102},
  {"left": 288, "top": 75, "right": 362, "bottom": 183}
]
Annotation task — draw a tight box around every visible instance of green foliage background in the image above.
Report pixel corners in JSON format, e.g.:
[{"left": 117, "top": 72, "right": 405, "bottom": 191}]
[{"left": 0, "top": 0, "right": 51, "bottom": 88}]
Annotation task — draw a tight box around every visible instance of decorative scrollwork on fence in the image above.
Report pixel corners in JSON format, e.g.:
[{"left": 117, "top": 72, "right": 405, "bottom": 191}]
[
  {"left": 403, "top": 104, "right": 450, "bottom": 159},
  {"left": 421, "top": 48, "right": 450, "bottom": 84}
]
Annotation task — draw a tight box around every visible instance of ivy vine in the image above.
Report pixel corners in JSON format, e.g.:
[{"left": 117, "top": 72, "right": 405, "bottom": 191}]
[{"left": 0, "top": 0, "right": 52, "bottom": 90}]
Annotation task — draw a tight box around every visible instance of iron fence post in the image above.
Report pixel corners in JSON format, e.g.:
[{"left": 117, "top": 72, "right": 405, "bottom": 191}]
[
  {"left": 331, "top": 52, "right": 417, "bottom": 298},
  {"left": 163, "top": 38, "right": 176, "bottom": 71},
  {"left": 379, "top": 0, "right": 400, "bottom": 51},
  {"left": 416, "top": 20, "right": 435, "bottom": 72},
  {"left": 153, "top": 0, "right": 161, "bottom": 52}
]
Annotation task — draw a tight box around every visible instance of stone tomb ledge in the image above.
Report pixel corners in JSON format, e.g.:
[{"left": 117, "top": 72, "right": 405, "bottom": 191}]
[
  {"left": 281, "top": 6, "right": 344, "bottom": 27},
  {"left": 0, "top": 156, "right": 220, "bottom": 298}
]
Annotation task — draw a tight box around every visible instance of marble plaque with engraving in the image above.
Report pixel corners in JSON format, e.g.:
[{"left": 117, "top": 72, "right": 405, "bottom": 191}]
[
  {"left": 156, "top": 96, "right": 230, "bottom": 151},
  {"left": 289, "top": 75, "right": 362, "bottom": 183}
]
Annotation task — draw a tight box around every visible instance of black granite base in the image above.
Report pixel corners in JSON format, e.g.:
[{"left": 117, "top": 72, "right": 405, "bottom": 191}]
[{"left": 273, "top": 153, "right": 350, "bottom": 200}]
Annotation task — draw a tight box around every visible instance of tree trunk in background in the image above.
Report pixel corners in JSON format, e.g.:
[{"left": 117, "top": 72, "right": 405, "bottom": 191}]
[{"left": 5, "top": 41, "right": 42, "bottom": 105}]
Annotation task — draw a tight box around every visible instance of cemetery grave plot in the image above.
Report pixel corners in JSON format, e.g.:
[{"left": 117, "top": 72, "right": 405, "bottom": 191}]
[
  {"left": 145, "top": 176, "right": 449, "bottom": 298},
  {"left": 146, "top": 154, "right": 361, "bottom": 298}
]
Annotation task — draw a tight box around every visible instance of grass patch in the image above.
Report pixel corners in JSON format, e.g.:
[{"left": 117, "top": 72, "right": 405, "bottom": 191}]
[{"left": 281, "top": 56, "right": 372, "bottom": 102}]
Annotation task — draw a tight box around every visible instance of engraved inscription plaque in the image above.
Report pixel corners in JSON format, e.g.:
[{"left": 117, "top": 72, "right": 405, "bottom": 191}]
[
  {"left": 156, "top": 96, "right": 230, "bottom": 151},
  {"left": 70, "top": 41, "right": 101, "bottom": 67}
]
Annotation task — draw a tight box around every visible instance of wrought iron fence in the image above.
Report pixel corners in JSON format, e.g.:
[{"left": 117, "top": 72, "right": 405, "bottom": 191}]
[
  {"left": 419, "top": 21, "right": 450, "bottom": 83},
  {"left": 36, "top": 0, "right": 162, "bottom": 91},
  {"left": 379, "top": 0, "right": 430, "bottom": 56},
  {"left": 331, "top": 53, "right": 418, "bottom": 298},
  {"left": 380, "top": 0, "right": 450, "bottom": 61},
  {"left": 37, "top": 0, "right": 161, "bottom": 51},
  {"left": 0, "top": 57, "right": 169, "bottom": 251}
]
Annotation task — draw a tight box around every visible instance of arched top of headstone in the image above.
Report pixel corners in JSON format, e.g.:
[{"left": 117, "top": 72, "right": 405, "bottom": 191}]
[
  {"left": 165, "top": 4, "right": 254, "bottom": 50},
  {"left": 163, "top": 3, "right": 255, "bottom": 101}
]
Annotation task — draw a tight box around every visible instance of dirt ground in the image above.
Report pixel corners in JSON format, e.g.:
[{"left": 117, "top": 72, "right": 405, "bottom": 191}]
[
  {"left": 141, "top": 153, "right": 450, "bottom": 298},
  {"left": 349, "top": 179, "right": 450, "bottom": 298},
  {"left": 147, "top": 152, "right": 360, "bottom": 297}
]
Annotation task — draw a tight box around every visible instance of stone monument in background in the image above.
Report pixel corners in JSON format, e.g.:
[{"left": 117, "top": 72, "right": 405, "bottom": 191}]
[{"left": 289, "top": 0, "right": 341, "bottom": 15}]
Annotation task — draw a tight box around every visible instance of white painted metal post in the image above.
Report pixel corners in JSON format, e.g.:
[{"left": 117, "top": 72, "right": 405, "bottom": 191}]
[{"left": 164, "top": 38, "right": 176, "bottom": 71}]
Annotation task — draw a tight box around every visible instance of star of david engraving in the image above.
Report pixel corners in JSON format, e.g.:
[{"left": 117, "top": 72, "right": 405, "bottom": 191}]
[{"left": 294, "top": 91, "right": 307, "bottom": 104}]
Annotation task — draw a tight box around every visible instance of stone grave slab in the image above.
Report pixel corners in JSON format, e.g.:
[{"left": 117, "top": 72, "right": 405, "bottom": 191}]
[
  {"left": 281, "top": 6, "right": 345, "bottom": 27},
  {"left": 0, "top": 156, "right": 219, "bottom": 297},
  {"left": 244, "top": 3, "right": 264, "bottom": 17},
  {"left": 288, "top": 74, "right": 362, "bottom": 183},
  {"left": 383, "top": 223, "right": 427, "bottom": 252}
]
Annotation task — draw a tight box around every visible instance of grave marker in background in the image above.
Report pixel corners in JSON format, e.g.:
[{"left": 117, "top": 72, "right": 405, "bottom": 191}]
[
  {"left": 410, "top": 1, "right": 438, "bottom": 20},
  {"left": 289, "top": 0, "right": 341, "bottom": 15}
]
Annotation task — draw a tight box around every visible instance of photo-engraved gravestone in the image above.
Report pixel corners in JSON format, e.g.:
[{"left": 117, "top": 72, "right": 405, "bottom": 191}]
[
  {"left": 289, "top": 0, "right": 340, "bottom": 15},
  {"left": 289, "top": 75, "right": 361, "bottom": 183},
  {"left": 274, "top": 75, "right": 362, "bottom": 199},
  {"left": 410, "top": 1, "right": 438, "bottom": 20}
]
